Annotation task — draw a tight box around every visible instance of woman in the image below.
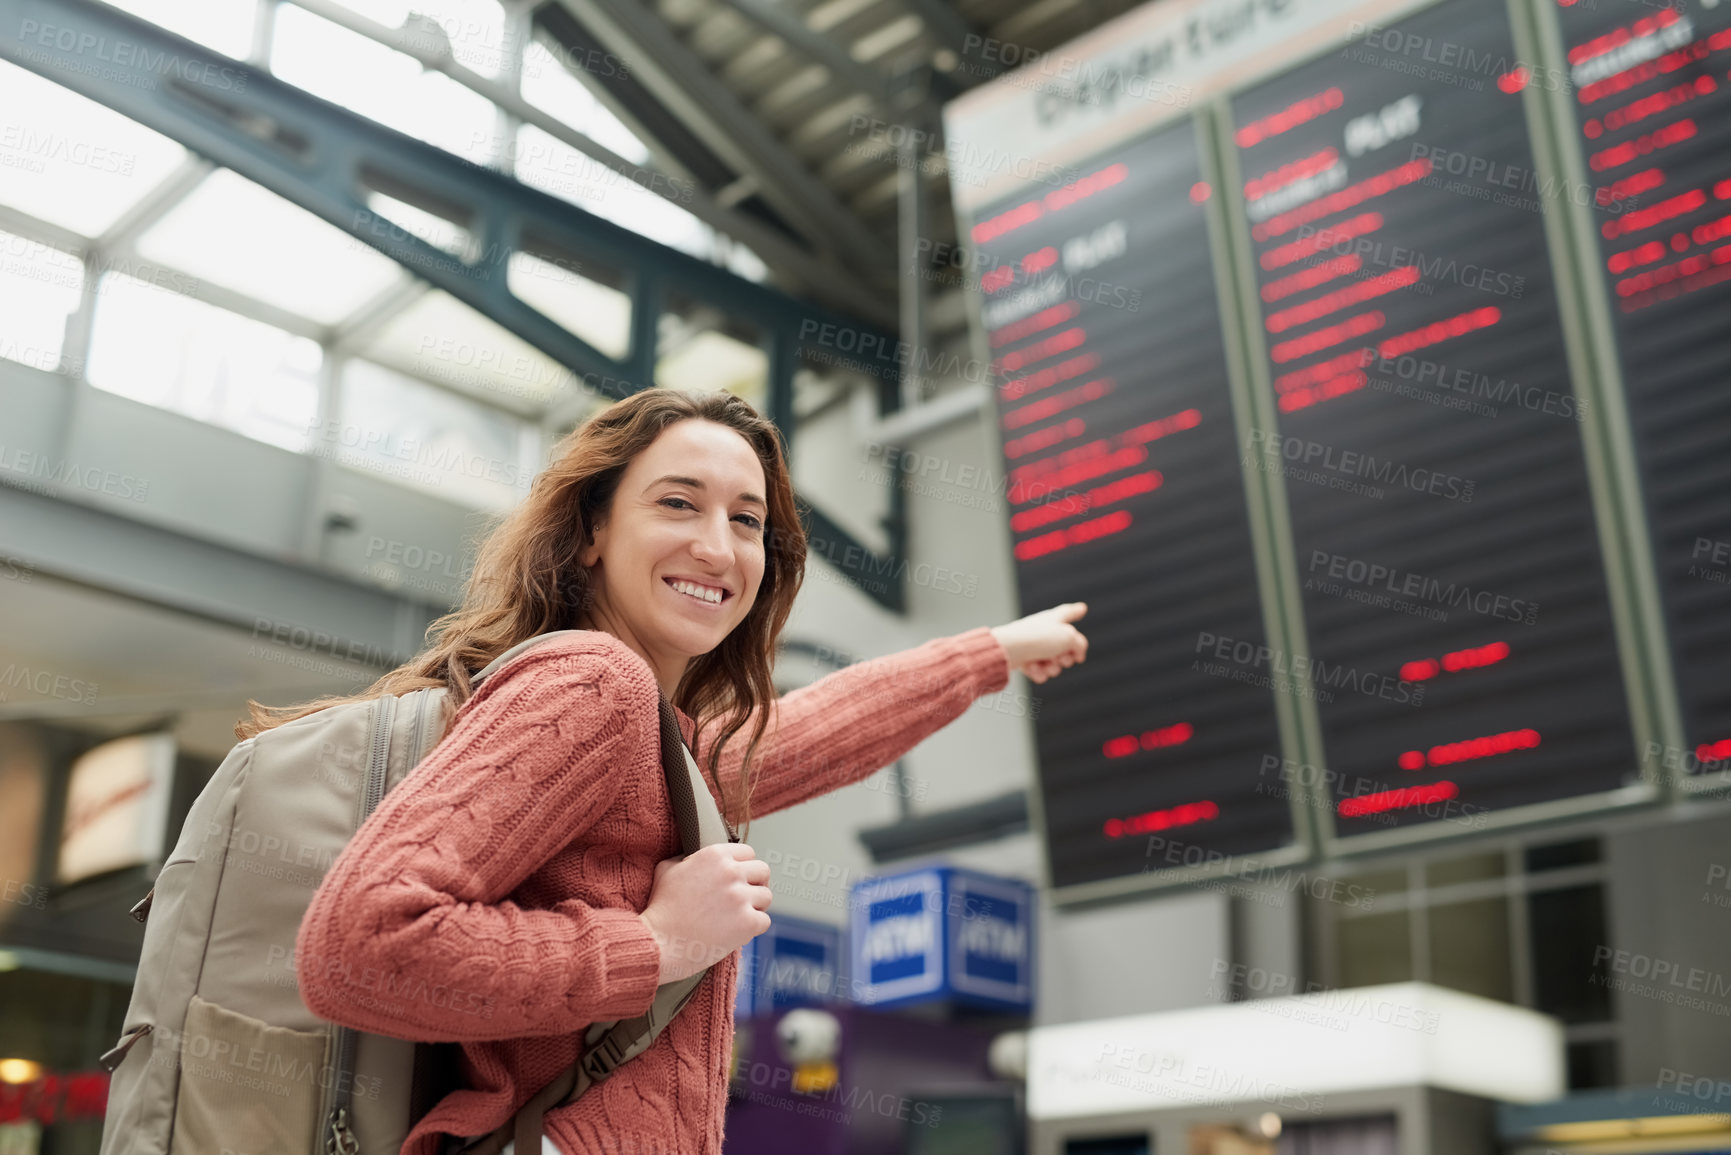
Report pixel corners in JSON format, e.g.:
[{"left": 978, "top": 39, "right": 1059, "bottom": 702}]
[{"left": 284, "top": 388, "right": 1088, "bottom": 1155}]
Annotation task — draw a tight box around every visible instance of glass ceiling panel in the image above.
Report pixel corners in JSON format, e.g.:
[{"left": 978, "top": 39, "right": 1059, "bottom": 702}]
[
  {"left": 356, "top": 288, "right": 581, "bottom": 412},
  {"left": 507, "top": 251, "right": 632, "bottom": 362},
  {"left": 271, "top": 6, "right": 500, "bottom": 166},
  {"left": 338, "top": 358, "right": 533, "bottom": 511},
  {"left": 135, "top": 168, "right": 405, "bottom": 325},
  {"left": 103, "top": 0, "right": 256, "bottom": 59},
  {"left": 0, "top": 230, "right": 83, "bottom": 373},
  {"left": 88, "top": 273, "right": 322, "bottom": 452},
  {"left": 322, "top": 0, "right": 511, "bottom": 78},
  {"left": 514, "top": 125, "right": 716, "bottom": 257},
  {"left": 521, "top": 42, "right": 648, "bottom": 165},
  {"left": 0, "top": 61, "right": 189, "bottom": 237}
]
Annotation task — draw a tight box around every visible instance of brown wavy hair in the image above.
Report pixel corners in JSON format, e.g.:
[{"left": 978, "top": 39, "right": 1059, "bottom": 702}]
[{"left": 237, "top": 388, "right": 806, "bottom": 830}]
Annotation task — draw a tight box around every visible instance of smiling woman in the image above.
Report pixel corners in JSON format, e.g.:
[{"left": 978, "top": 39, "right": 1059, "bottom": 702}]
[{"left": 236, "top": 388, "right": 1087, "bottom": 1155}]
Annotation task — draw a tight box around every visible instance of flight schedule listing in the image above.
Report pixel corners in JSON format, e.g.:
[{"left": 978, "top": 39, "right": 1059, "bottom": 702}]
[
  {"left": 1555, "top": 0, "right": 1731, "bottom": 778},
  {"left": 971, "top": 118, "right": 1295, "bottom": 891},
  {"left": 1229, "top": 0, "right": 1636, "bottom": 837}
]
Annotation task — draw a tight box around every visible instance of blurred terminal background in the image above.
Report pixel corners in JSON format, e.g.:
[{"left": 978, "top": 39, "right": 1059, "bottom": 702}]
[{"left": 2, "top": 0, "right": 1731, "bottom": 1151}]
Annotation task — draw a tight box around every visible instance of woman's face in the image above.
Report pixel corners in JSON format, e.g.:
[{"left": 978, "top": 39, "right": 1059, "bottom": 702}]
[{"left": 579, "top": 418, "right": 768, "bottom": 682}]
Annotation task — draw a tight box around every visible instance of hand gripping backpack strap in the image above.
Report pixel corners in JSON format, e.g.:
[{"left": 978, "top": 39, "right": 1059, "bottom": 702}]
[{"left": 464, "top": 692, "right": 734, "bottom": 1155}]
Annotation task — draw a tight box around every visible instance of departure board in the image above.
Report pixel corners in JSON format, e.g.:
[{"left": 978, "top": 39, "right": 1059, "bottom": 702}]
[
  {"left": 1229, "top": 0, "right": 1637, "bottom": 837},
  {"left": 1555, "top": 0, "right": 1731, "bottom": 778},
  {"left": 971, "top": 119, "right": 1296, "bottom": 891}
]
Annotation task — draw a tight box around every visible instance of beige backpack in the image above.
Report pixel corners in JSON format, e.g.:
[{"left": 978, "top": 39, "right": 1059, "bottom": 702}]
[{"left": 98, "top": 631, "right": 730, "bottom": 1155}]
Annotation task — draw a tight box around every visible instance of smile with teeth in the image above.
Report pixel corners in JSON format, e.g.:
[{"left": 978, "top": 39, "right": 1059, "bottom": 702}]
[{"left": 667, "top": 578, "right": 727, "bottom": 605}]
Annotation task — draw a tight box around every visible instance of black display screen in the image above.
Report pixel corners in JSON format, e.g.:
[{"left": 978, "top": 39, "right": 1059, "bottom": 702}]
[
  {"left": 971, "top": 118, "right": 1296, "bottom": 891},
  {"left": 1228, "top": 0, "right": 1637, "bottom": 836},
  {"left": 1555, "top": 0, "right": 1731, "bottom": 778}
]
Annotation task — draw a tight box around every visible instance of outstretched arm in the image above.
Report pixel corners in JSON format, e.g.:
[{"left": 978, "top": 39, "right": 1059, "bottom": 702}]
[
  {"left": 297, "top": 635, "right": 663, "bottom": 1043},
  {"left": 696, "top": 625, "right": 1010, "bottom": 820}
]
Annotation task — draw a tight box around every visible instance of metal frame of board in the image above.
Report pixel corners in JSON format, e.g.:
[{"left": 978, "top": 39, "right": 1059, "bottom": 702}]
[
  {"left": 951, "top": 106, "right": 1320, "bottom": 908},
  {"left": 945, "top": 0, "right": 1701, "bottom": 901},
  {"left": 1209, "top": 0, "right": 1668, "bottom": 859},
  {"left": 1519, "top": 0, "right": 1704, "bottom": 799}
]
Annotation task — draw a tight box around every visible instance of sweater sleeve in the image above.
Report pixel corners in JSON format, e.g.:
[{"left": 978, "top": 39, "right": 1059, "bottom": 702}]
[
  {"left": 695, "top": 625, "right": 1012, "bottom": 820},
  {"left": 296, "top": 636, "right": 664, "bottom": 1043}
]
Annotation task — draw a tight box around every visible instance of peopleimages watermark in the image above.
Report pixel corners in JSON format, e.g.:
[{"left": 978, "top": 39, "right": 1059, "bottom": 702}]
[
  {"left": 1690, "top": 537, "right": 1731, "bottom": 586},
  {"left": 1193, "top": 631, "right": 1426, "bottom": 708},
  {"left": 1305, "top": 549, "right": 1540, "bottom": 626},
  {"left": 0, "top": 663, "right": 100, "bottom": 707},
  {"left": 0, "top": 443, "right": 150, "bottom": 502},
  {"left": 1257, "top": 755, "right": 1489, "bottom": 829},
  {"left": 846, "top": 114, "right": 1085, "bottom": 193},
  {"left": 1412, "top": 143, "right": 1641, "bottom": 216},
  {"left": 1368, "top": 355, "right": 1585, "bottom": 422},
  {"left": 1142, "top": 833, "right": 1378, "bottom": 909},
  {"left": 1245, "top": 429, "right": 1475, "bottom": 503},
  {"left": 1342, "top": 21, "right": 1571, "bottom": 94},
  {"left": 951, "top": 32, "right": 1193, "bottom": 118},
  {"left": 1643, "top": 740, "right": 1731, "bottom": 787},
  {"left": 1087, "top": 1041, "right": 1324, "bottom": 1113},
  {"left": 732, "top": 1061, "right": 946, "bottom": 1127},
  {"left": 1589, "top": 946, "right": 1731, "bottom": 1016},
  {"left": 1293, "top": 222, "right": 1527, "bottom": 300},
  {"left": 15, "top": 19, "right": 251, "bottom": 93},
  {"left": 1206, "top": 961, "right": 1443, "bottom": 1035}
]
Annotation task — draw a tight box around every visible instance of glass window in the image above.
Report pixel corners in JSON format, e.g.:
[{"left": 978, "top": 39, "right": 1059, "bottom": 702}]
[
  {"left": 104, "top": 0, "right": 256, "bottom": 59},
  {"left": 657, "top": 292, "right": 767, "bottom": 412},
  {"left": 87, "top": 273, "right": 322, "bottom": 451},
  {"left": 135, "top": 169, "right": 406, "bottom": 325},
  {"left": 271, "top": 6, "right": 501, "bottom": 165},
  {"left": 513, "top": 125, "right": 715, "bottom": 257},
  {"left": 1427, "top": 897, "right": 1514, "bottom": 1002},
  {"left": 354, "top": 288, "right": 581, "bottom": 411},
  {"left": 0, "top": 231, "right": 83, "bottom": 372},
  {"left": 1527, "top": 884, "right": 1613, "bottom": 1023},
  {"left": 1337, "top": 910, "right": 1413, "bottom": 988},
  {"left": 521, "top": 41, "right": 648, "bottom": 164},
  {"left": 1426, "top": 852, "right": 1505, "bottom": 888},
  {"left": 1524, "top": 838, "right": 1600, "bottom": 873},
  {"left": 0, "top": 61, "right": 189, "bottom": 237},
  {"left": 335, "top": 359, "right": 534, "bottom": 510},
  {"left": 507, "top": 248, "right": 632, "bottom": 362}
]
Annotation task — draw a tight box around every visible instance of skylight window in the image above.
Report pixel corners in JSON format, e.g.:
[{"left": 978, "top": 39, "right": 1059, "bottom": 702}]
[
  {"left": 271, "top": 5, "right": 500, "bottom": 165},
  {"left": 0, "top": 62, "right": 188, "bottom": 237},
  {"left": 135, "top": 169, "right": 405, "bottom": 325},
  {"left": 102, "top": 0, "right": 256, "bottom": 59},
  {"left": 87, "top": 274, "right": 322, "bottom": 452},
  {"left": 0, "top": 230, "right": 82, "bottom": 372}
]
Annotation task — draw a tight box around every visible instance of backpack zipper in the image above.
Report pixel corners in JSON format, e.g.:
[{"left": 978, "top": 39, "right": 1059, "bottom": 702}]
[{"left": 324, "top": 693, "right": 400, "bottom": 1155}]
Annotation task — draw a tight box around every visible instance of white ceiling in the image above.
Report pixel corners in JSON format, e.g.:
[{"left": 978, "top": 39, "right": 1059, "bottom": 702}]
[{"left": 0, "top": 571, "right": 384, "bottom": 759}]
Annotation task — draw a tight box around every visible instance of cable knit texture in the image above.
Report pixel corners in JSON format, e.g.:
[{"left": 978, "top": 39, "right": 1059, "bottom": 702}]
[{"left": 296, "top": 626, "right": 1011, "bottom": 1155}]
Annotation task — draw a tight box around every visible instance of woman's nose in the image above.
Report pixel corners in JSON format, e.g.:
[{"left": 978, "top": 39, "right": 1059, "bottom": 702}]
[{"left": 688, "top": 513, "right": 734, "bottom": 564}]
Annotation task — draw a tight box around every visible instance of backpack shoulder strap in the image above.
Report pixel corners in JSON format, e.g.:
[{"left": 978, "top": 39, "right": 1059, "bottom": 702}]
[
  {"left": 472, "top": 630, "right": 587, "bottom": 685},
  {"left": 461, "top": 692, "right": 735, "bottom": 1155}
]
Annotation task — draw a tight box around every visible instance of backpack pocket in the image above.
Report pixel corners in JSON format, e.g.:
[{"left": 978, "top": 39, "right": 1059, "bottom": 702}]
[{"left": 169, "top": 993, "right": 330, "bottom": 1155}]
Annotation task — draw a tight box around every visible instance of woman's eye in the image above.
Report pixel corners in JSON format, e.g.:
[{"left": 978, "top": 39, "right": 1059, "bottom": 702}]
[
  {"left": 660, "top": 497, "right": 694, "bottom": 511},
  {"left": 735, "top": 514, "right": 764, "bottom": 530}
]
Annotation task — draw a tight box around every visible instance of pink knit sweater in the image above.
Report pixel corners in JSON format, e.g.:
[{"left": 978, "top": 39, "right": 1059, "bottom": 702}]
[{"left": 297, "top": 626, "right": 1011, "bottom": 1155}]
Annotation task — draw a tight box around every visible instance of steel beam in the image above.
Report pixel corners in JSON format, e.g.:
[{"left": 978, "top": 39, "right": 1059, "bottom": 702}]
[
  {"left": 0, "top": 480, "right": 438, "bottom": 665},
  {"left": 899, "top": 0, "right": 1003, "bottom": 84},
  {"left": 0, "top": 0, "right": 913, "bottom": 612},
  {"left": 559, "top": 0, "right": 894, "bottom": 276},
  {"left": 713, "top": 0, "right": 896, "bottom": 112}
]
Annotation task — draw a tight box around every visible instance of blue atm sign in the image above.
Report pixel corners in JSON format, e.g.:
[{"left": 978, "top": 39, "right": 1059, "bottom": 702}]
[
  {"left": 850, "top": 868, "right": 1034, "bottom": 1012},
  {"left": 736, "top": 914, "right": 844, "bottom": 1018}
]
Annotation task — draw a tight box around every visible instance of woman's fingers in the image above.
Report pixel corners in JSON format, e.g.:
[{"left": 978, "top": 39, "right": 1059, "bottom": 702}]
[
  {"left": 740, "top": 858, "right": 771, "bottom": 885},
  {"left": 745, "top": 883, "right": 773, "bottom": 911}
]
